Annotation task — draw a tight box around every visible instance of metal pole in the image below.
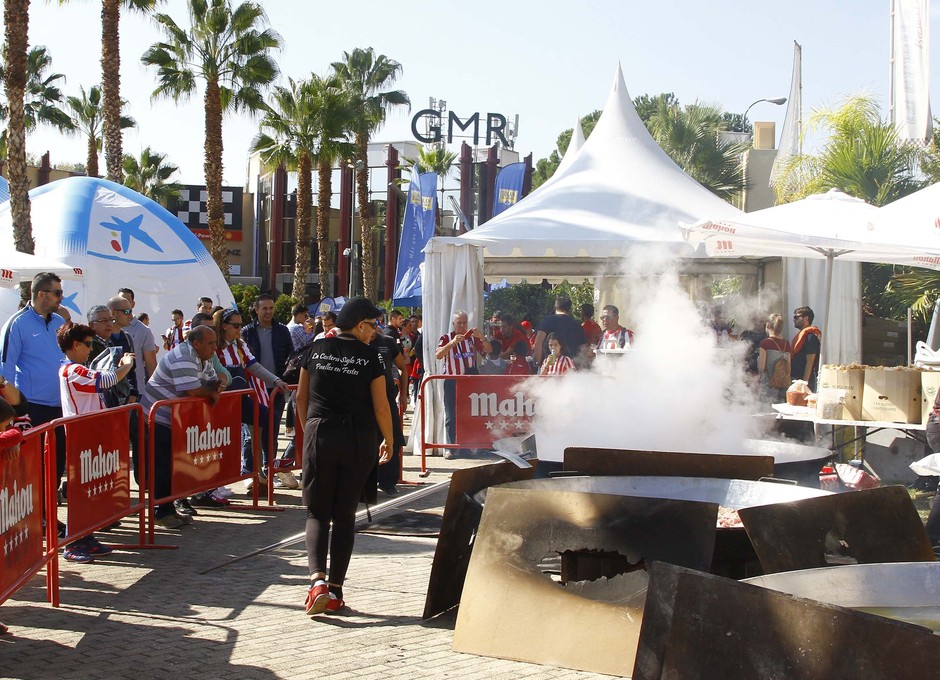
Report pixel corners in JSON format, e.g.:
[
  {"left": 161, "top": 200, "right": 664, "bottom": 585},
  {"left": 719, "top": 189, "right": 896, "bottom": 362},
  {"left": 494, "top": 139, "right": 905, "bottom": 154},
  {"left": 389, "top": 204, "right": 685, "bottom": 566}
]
[{"left": 198, "top": 479, "right": 450, "bottom": 575}]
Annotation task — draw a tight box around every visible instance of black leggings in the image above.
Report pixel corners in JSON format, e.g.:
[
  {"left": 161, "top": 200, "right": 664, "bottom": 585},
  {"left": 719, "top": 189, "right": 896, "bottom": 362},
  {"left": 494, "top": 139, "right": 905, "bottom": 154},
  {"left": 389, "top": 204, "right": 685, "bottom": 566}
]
[{"left": 303, "top": 416, "right": 378, "bottom": 585}]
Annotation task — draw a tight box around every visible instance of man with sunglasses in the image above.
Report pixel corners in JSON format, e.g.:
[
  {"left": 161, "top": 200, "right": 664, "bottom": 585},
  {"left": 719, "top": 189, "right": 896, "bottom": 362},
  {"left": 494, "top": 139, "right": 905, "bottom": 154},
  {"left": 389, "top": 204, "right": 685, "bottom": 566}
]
[
  {"left": 86, "top": 304, "right": 138, "bottom": 408},
  {"left": 0, "top": 272, "right": 68, "bottom": 480},
  {"left": 0, "top": 272, "right": 66, "bottom": 423},
  {"left": 791, "top": 306, "right": 822, "bottom": 392}
]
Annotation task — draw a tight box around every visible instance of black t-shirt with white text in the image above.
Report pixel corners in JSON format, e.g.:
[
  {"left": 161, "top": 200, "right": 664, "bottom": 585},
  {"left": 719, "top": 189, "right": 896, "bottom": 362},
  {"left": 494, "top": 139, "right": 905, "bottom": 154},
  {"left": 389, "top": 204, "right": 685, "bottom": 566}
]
[{"left": 303, "top": 336, "right": 384, "bottom": 424}]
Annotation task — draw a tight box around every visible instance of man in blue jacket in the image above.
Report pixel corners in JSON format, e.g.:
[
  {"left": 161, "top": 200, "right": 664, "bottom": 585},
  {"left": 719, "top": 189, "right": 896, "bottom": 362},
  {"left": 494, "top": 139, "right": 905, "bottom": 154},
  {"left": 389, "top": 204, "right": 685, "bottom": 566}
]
[
  {"left": 241, "top": 293, "right": 292, "bottom": 465},
  {"left": 0, "top": 272, "right": 67, "bottom": 478}
]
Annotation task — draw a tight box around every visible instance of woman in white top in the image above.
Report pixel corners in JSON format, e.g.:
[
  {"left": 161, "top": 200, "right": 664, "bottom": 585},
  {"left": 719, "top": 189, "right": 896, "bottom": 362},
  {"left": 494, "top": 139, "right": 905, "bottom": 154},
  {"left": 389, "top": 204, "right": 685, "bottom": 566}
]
[{"left": 58, "top": 322, "right": 135, "bottom": 417}]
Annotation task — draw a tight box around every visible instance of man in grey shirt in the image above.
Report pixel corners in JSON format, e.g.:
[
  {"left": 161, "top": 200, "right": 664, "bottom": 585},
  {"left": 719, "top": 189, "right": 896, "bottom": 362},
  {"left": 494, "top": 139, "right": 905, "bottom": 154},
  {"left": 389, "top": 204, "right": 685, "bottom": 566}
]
[{"left": 116, "top": 288, "right": 158, "bottom": 388}]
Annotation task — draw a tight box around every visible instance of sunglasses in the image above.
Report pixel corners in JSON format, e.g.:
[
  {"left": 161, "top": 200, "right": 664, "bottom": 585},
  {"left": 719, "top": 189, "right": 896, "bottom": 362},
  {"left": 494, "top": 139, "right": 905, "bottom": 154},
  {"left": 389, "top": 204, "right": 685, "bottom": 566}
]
[
  {"left": 41, "top": 289, "right": 64, "bottom": 297},
  {"left": 81, "top": 340, "right": 94, "bottom": 348},
  {"left": 361, "top": 320, "right": 378, "bottom": 328},
  {"left": 115, "top": 308, "right": 133, "bottom": 315},
  {"left": 225, "top": 322, "right": 243, "bottom": 329}
]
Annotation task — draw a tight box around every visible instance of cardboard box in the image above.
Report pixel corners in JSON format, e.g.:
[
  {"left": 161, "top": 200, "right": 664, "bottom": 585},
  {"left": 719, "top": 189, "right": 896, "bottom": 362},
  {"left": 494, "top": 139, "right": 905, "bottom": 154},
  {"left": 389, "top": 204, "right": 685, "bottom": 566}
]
[
  {"left": 816, "top": 365, "right": 865, "bottom": 420},
  {"left": 861, "top": 367, "right": 922, "bottom": 424},
  {"left": 921, "top": 370, "right": 940, "bottom": 423}
]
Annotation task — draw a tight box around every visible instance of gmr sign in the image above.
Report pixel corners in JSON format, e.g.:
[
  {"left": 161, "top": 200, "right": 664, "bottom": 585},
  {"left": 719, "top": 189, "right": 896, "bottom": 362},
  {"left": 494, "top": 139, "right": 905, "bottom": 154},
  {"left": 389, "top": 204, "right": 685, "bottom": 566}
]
[{"left": 412, "top": 109, "right": 510, "bottom": 146}]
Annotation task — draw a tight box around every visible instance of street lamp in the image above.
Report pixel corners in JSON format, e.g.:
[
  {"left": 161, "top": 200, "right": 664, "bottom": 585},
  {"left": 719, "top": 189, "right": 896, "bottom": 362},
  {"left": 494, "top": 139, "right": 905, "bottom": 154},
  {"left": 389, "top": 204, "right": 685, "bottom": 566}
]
[
  {"left": 741, "top": 97, "right": 787, "bottom": 212},
  {"left": 743, "top": 97, "right": 787, "bottom": 130}
]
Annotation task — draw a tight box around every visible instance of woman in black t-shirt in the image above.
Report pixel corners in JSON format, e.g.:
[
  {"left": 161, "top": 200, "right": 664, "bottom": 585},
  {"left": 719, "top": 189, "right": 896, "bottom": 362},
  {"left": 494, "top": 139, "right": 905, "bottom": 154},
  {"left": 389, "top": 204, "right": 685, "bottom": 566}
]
[{"left": 296, "top": 298, "right": 393, "bottom": 617}]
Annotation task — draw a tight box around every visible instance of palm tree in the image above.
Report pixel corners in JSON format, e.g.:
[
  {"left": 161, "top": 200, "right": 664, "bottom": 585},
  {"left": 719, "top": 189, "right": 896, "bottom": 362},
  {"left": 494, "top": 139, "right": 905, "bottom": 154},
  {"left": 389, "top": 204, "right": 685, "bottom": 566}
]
[
  {"left": 405, "top": 143, "right": 457, "bottom": 232},
  {"left": 142, "top": 0, "right": 281, "bottom": 279},
  {"left": 251, "top": 79, "right": 313, "bottom": 300},
  {"left": 774, "top": 94, "right": 923, "bottom": 206},
  {"left": 66, "top": 84, "right": 135, "bottom": 177},
  {"left": 332, "top": 47, "right": 410, "bottom": 300},
  {"left": 646, "top": 99, "right": 747, "bottom": 202},
  {"left": 2, "top": 0, "right": 31, "bottom": 257},
  {"left": 122, "top": 146, "right": 182, "bottom": 205}
]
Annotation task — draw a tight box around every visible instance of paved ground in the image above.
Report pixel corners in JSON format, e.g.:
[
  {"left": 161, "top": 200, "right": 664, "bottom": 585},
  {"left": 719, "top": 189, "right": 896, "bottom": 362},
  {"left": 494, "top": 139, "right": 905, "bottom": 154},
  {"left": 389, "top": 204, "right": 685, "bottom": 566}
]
[{"left": 0, "top": 415, "right": 610, "bottom": 680}]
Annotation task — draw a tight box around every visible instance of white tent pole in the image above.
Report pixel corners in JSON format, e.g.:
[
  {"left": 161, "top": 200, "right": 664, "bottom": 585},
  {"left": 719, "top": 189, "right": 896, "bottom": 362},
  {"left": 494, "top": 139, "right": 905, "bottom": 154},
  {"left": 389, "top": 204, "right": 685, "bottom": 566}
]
[{"left": 820, "top": 251, "right": 833, "bottom": 369}]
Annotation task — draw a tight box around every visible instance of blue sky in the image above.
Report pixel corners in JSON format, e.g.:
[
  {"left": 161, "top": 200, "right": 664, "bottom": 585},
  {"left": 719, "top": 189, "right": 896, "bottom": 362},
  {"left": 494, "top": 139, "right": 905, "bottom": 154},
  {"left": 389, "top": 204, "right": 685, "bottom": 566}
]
[{"left": 23, "top": 0, "right": 940, "bottom": 185}]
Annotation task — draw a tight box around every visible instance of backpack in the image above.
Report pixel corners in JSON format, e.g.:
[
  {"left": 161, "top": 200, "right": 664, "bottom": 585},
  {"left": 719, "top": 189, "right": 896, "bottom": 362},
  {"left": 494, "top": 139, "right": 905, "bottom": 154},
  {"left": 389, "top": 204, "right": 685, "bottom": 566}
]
[{"left": 768, "top": 342, "right": 791, "bottom": 390}]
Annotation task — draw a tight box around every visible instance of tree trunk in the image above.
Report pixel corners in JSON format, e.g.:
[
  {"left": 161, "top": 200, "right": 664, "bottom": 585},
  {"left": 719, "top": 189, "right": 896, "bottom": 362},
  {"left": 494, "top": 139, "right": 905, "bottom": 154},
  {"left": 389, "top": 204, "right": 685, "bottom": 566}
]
[
  {"left": 87, "top": 133, "right": 99, "bottom": 177},
  {"left": 292, "top": 151, "right": 312, "bottom": 301},
  {"left": 316, "top": 160, "right": 333, "bottom": 297},
  {"left": 4, "top": 0, "right": 33, "bottom": 264},
  {"left": 355, "top": 130, "right": 374, "bottom": 300},
  {"left": 101, "top": 0, "right": 123, "bottom": 183},
  {"left": 204, "top": 79, "right": 229, "bottom": 278}
]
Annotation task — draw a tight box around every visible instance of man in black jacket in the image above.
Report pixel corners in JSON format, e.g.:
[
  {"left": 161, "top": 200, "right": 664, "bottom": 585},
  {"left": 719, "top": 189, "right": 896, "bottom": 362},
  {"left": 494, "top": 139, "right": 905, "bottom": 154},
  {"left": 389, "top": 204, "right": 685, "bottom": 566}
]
[{"left": 241, "top": 294, "right": 293, "bottom": 461}]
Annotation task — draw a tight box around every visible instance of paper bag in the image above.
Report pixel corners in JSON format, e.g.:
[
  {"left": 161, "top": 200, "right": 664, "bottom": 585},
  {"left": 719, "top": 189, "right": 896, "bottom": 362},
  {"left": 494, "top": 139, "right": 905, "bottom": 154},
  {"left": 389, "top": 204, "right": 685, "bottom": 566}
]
[
  {"left": 921, "top": 370, "right": 940, "bottom": 424},
  {"left": 861, "top": 367, "right": 922, "bottom": 423},
  {"left": 817, "top": 364, "right": 864, "bottom": 420}
]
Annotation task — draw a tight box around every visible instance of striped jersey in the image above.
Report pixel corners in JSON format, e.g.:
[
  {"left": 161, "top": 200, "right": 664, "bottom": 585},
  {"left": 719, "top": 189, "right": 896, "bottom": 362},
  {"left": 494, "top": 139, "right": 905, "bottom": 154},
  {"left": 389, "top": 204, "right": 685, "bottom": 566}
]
[
  {"left": 141, "top": 342, "right": 218, "bottom": 426},
  {"left": 539, "top": 354, "right": 575, "bottom": 376},
  {"left": 165, "top": 324, "right": 185, "bottom": 350},
  {"left": 597, "top": 326, "right": 634, "bottom": 350},
  {"left": 438, "top": 332, "right": 483, "bottom": 375},
  {"left": 216, "top": 340, "right": 269, "bottom": 407},
  {"left": 59, "top": 360, "right": 118, "bottom": 416}
]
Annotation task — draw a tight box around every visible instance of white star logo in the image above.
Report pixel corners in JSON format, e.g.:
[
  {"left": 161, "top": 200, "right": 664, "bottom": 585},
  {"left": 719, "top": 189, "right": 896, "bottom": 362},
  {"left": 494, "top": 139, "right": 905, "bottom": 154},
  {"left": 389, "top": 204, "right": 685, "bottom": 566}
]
[
  {"left": 484, "top": 420, "right": 495, "bottom": 431},
  {"left": 87, "top": 488, "right": 93, "bottom": 498}
]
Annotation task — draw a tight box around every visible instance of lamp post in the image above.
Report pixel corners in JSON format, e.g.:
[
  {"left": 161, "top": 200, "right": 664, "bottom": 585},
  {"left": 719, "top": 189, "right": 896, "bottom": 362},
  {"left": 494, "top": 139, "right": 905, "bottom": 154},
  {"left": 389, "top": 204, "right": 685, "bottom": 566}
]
[
  {"left": 743, "top": 97, "right": 787, "bottom": 132},
  {"left": 741, "top": 97, "right": 787, "bottom": 212}
]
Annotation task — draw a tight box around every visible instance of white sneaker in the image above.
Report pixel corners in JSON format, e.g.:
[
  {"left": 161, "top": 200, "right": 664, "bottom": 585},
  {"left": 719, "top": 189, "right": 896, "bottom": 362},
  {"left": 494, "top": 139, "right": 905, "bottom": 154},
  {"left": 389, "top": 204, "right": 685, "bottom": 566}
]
[
  {"left": 275, "top": 471, "right": 299, "bottom": 489},
  {"left": 285, "top": 428, "right": 295, "bottom": 438}
]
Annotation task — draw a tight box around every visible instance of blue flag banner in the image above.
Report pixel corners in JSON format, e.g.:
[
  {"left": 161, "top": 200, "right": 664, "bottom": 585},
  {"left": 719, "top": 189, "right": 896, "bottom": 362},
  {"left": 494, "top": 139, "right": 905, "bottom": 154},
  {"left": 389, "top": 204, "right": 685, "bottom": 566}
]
[
  {"left": 492, "top": 162, "right": 526, "bottom": 216},
  {"left": 392, "top": 165, "right": 438, "bottom": 306}
]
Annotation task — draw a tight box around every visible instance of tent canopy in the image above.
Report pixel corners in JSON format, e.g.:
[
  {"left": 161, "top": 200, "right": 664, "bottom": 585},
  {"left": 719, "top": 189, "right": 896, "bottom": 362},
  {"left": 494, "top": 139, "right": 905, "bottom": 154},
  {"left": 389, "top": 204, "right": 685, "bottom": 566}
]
[
  {"left": 1, "top": 251, "right": 84, "bottom": 288},
  {"left": 450, "top": 64, "right": 743, "bottom": 278},
  {"left": 0, "top": 177, "right": 233, "bottom": 326}
]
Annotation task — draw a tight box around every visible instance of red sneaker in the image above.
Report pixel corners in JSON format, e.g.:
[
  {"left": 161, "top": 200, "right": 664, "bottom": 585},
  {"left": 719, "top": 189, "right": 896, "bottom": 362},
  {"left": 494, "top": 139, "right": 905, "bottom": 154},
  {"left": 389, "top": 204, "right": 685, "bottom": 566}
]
[
  {"left": 325, "top": 593, "right": 345, "bottom": 613},
  {"left": 305, "top": 583, "right": 329, "bottom": 616}
]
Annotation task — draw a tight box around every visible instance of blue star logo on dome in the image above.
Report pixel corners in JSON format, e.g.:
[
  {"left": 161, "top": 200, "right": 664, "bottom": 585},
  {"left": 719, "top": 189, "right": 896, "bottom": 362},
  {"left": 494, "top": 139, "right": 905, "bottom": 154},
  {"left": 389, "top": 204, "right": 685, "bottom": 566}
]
[
  {"left": 100, "top": 214, "right": 164, "bottom": 254},
  {"left": 60, "top": 291, "right": 80, "bottom": 314}
]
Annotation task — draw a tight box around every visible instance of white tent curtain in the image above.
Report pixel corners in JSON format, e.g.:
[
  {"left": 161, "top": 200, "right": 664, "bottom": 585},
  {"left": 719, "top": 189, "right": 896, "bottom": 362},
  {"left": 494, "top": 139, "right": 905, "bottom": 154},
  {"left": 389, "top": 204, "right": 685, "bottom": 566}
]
[
  {"left": 785, "top": 258, "right": 861, "bottom": 366},
  {"left": 418, "top": 238, "right": 485, "bottom": 453}
]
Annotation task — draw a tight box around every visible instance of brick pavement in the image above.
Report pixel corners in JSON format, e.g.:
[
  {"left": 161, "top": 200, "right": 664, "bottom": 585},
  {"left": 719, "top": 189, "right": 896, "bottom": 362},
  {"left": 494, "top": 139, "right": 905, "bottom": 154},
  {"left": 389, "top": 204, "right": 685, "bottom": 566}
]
[{"left": 0, "top": 425, "right": 611, "bottom": 680}]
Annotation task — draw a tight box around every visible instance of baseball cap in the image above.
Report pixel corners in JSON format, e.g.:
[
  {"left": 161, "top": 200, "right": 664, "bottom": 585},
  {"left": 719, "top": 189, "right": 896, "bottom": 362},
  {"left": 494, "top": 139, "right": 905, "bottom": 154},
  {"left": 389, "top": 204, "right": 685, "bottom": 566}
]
[{"left": 336, "top": 297, "right": 383, "bottom": 329}]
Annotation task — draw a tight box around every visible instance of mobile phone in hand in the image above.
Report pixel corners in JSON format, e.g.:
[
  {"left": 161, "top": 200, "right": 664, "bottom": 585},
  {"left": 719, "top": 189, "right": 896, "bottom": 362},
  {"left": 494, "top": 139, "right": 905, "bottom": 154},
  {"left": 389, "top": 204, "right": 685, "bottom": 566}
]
[{"left": 464, "top": 328, "right": 475, "bottom": 339}]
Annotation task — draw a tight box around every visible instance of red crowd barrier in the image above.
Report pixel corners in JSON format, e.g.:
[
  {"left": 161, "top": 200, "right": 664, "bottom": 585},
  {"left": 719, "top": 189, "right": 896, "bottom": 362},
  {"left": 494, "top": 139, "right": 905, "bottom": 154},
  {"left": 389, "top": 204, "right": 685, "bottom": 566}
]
[
  {"left": 57, "top": 404, "right": 147, "bottom": 547},
  {"left": 418, "top": 374, "right": 547, "bottom": 473},
  {"left": 145, "top": 388, "right": 260, "bottom": 544},
  {"left": 0, "top": 424, "right": 56, "bottom": 607}
]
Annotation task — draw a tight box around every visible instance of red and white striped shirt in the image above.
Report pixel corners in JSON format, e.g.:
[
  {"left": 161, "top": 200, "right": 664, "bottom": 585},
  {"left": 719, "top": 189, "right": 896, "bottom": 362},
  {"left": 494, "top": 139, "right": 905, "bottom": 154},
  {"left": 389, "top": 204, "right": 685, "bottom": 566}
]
[
  {"left": 438, "top": 332, "right": 483, "bottom": 375},
  {"left": 59, "top": 360, "right": 118, "bottom": 416},
  {"left": 539, "top": 354, "right": 574, "bottom": 376},
  {"left": 597, "top": 326, "right": 634, "bottom": 350},
  {"left": 216, "top": 340, "right": 270, "bottom": 407},
  {"left": 165, "top": 324, "right": 185, "bottom": 350}
]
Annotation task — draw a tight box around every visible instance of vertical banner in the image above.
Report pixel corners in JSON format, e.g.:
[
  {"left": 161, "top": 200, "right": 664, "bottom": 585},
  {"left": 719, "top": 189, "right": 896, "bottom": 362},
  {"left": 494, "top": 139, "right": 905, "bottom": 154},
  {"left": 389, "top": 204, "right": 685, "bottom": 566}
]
[
  {"left": 454, "top": 376, "right": 537, "bottom": 447},
  {"left": 392, "top": 165, "right": 438, "bottom": 306},
  {"left": 1, "top": 432, "right": 44, "bottom": 597},
  {"left": 770, "top": 41, "right": 802, "bottom": 188},
  {"left": 892, "top": 0, "right": 932, "bottom": 143},
  {"left": 492, "top": 162, "right": 527, "bottom": 217},
  {"left": 65, "top": 411, "right": 132, "bottom": 535},
  {"left": 170, "top": 394, "right": 241, "bottom": 495}
]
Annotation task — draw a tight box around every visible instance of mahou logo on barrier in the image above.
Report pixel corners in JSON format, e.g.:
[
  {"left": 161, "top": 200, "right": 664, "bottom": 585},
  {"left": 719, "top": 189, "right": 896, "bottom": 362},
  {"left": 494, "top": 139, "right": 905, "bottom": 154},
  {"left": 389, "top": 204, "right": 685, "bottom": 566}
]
[
  {"left": 1, "top": 433, "right": 43, "bottom": 595},
  {"left": 454, "top": 376, "right": 537, "bottom": 447},
  {"left": 171, "top": 396, "right": 240, "bottom": 494},
  {"left": 65, "top": 411, "right": 132, "bottom": 534}
]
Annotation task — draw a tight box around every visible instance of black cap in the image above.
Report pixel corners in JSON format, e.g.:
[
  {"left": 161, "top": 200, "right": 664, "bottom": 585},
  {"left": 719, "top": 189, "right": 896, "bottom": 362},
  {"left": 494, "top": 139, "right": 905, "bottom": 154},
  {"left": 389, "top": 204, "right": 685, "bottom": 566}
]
[{"left": 336, "top": 297, "right": 383, "bottom": 329}]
